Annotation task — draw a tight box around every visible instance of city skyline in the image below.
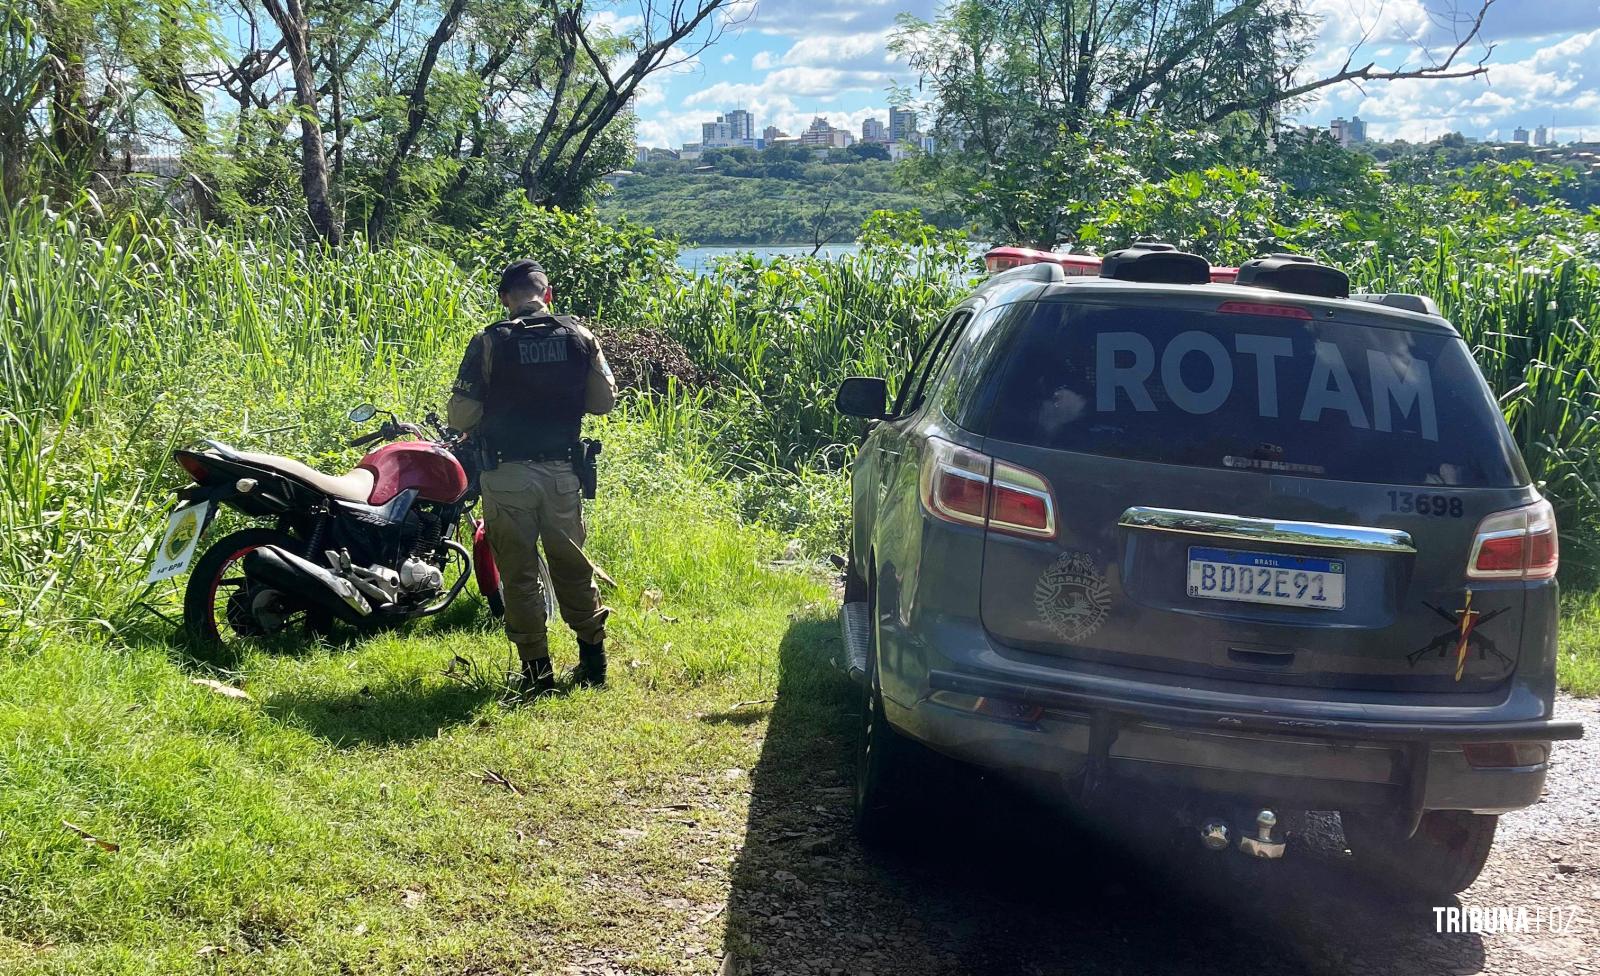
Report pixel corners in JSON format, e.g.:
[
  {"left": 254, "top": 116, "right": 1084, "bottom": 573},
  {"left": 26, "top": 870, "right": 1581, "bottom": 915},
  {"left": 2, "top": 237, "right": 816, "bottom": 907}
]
[
  {"left": 624, "top": 0, "right": 1600, "bottom": 151},
  {"left": 650, "top": 104, "right": 930, "bottom": 154},
  {"left": 644, "top": 105, "right": 1591, "bottom": 157}
]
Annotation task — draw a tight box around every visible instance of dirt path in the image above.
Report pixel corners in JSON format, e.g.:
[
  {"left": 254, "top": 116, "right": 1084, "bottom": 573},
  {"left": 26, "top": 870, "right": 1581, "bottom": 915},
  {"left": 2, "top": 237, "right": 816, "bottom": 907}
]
[{"left": 720, "top": 695, "right": 1599, "bottom": 976}]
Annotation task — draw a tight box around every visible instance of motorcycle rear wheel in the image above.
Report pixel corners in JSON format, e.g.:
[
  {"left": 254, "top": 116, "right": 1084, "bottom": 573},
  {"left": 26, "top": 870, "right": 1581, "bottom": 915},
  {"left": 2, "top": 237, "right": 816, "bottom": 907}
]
[{"left": 184, "top": 528, "right": 317, "bottom": 645}]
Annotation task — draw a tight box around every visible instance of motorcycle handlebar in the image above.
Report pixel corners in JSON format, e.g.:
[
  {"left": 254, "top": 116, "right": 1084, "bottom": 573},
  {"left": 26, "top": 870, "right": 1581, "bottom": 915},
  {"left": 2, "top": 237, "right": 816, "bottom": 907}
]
[{"left": 348, "top": 420, "right": 433, "bottom": 450}]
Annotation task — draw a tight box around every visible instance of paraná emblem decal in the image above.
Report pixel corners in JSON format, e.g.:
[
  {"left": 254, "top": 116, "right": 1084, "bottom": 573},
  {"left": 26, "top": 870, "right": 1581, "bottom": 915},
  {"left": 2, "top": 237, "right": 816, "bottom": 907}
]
[{"left": 1033, "top": 551, "right": 1110, "bottom": 643}]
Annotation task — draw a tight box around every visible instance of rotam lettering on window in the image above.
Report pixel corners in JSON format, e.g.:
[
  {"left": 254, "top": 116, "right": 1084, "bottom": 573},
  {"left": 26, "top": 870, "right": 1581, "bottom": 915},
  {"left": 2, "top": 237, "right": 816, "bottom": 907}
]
[{"left": 1095, "top": 330, "right": 1439, "bottom": 441}]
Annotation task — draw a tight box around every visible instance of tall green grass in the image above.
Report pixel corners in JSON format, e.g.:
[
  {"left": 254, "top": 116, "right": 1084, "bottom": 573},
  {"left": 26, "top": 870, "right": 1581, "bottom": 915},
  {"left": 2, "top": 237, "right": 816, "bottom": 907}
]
[
  {"left": 4, "top": 198, "right": 1600, "bottom": 646},
  {"left": 1353, "top": 243, "right": 1600, "bottom": 582},
  {"left": 0, "top": 200, "right": 488, "bottom": 638}
]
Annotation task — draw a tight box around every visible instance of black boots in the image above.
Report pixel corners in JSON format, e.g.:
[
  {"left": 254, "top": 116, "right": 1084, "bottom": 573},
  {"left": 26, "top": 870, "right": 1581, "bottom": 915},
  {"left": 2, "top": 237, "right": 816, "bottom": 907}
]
[
  {"left": 516, "top": 641, "right": 604, "bottom": 696},
  {"left": 573, "top": 639, "right": 607, "bottom": 687},
  {"left": 518, "top": 656, "right": 557, "bottom": 697}
]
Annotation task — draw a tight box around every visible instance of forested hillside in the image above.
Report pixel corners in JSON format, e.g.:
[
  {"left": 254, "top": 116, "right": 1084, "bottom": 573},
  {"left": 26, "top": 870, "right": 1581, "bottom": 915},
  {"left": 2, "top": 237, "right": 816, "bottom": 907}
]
[{"left": 598, "top": 152, "right": 967, "bottom": 245}]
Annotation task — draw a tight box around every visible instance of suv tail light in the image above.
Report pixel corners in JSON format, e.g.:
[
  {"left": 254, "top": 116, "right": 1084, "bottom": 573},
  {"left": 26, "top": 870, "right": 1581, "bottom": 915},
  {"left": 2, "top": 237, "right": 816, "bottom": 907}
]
[
  {"left": 919, "top": 437, "right": 1056, "bottom": 539},
  {"left": 1467, "top": 498, "right": 1558, "bottom": 580}
]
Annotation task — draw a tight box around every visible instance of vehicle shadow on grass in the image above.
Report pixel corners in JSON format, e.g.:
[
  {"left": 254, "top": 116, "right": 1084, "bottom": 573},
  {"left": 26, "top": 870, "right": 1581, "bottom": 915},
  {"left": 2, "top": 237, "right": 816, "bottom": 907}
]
[{"left": 722, "top": 613, "right": 1487, "bottom": 976}]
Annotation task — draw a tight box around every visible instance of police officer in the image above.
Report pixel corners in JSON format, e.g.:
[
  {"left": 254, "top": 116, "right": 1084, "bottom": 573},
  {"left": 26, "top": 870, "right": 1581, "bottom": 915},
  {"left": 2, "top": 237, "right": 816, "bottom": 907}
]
[{"left": 447, "top": 259, "right": 616, "bottom": 696}]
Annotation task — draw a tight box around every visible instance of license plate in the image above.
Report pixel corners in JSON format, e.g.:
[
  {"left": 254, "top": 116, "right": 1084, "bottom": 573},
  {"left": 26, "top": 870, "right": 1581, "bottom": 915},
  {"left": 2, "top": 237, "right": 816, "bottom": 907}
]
[
  {"left": 146, "top": 501, "right": 212, "bottom": 584},
  {"left": 1186, "top": 546, "right": 1345, "bottom": 610}
]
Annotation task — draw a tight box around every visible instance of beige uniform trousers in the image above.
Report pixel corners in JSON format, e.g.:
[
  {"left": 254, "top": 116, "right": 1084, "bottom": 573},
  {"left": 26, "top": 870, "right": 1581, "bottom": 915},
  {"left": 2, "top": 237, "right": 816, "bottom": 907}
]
[{"left": 480, "top": 460, "right": 608, "bottom": 660}]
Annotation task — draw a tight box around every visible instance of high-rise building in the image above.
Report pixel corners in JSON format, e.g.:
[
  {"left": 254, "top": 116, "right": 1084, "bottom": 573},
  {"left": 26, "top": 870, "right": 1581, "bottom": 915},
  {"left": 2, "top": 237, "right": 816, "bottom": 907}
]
[
  {"left": 700, "top": 112, "right": 760, "bottom": 149},
  {"left": 725, "top": 109, "right": 754, "bottom": 142},
  {"left": 702, "top": 119, "right": 733, "bottom": 147},
  {"left": 1329, "top": 116, "right": 1367, "bottom": 148},
  {"left": 763, "top": 125, "right": 787, "bottom": 144},
  {"left": 634, "top": 146, "right": 650, "bottom": 165},
  {"left": 1513, "top": 126, "right": 1530, "bottom": 145},
  {"left": 889, "top": 106, "right": 917, "bottom": 142},
  {"left": 1535, "top": 125, "right": 1551, "bottom": 147},
  {"left": 801, "top": 116, "right": 835, "bottom": 146},
  {"left": 862, "top": 117, "right": 888, "bottom": 144}
]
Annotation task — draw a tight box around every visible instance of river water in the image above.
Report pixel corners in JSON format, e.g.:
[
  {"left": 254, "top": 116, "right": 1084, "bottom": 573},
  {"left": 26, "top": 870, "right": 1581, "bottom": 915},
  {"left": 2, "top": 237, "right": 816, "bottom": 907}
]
[{"left": 675, "top": 243, "right": 863, "bottom": 272}]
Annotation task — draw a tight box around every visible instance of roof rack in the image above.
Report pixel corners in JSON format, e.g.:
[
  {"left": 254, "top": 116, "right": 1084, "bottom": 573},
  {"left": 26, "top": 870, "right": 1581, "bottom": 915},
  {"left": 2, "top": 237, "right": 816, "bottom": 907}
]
[
  {"left": 1099, "top": 242, "right": 1210, "bottom": 285},
  {"left": 1235, "top": 253, "right": 1349, "bottom": 299},
  {"left": 1348, "top": 292, "right": 1441, "bottom": 316}
]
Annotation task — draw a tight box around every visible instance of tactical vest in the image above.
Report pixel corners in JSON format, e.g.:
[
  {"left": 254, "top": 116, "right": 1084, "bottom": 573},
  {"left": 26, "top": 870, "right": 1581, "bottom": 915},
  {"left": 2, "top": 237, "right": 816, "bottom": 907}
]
[{"left": 480, "top": 314, "right": 591, "bottom": 460}]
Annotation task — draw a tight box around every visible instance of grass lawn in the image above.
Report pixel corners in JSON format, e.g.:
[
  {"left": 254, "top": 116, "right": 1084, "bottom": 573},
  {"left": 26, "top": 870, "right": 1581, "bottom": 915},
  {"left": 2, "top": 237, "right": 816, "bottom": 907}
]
[
  {"left": 0, "top": 435, "right": 854, "bottom": 975},
  {"left": 1560, "top": 592, "right": 1600, "bottom": 697}
]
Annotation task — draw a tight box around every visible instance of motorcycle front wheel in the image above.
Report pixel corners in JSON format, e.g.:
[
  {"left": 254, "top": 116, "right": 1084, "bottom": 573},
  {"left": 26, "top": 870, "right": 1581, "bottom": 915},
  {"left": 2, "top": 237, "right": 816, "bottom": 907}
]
[{"left": 184, "top": 528, "right": 325, "bottom": 645}]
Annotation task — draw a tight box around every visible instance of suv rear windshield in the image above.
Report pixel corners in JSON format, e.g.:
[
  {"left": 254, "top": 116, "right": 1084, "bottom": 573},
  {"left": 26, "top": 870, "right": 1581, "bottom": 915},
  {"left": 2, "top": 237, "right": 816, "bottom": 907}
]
[{"left": 979, "top": 300, "right": 1527, "bottom": 487}]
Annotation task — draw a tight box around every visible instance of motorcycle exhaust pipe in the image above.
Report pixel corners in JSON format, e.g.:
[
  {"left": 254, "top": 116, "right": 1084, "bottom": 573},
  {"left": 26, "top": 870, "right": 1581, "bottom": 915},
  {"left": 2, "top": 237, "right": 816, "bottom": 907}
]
[{"left": 243, "top": 545, "right": 373, "bottom": 623}]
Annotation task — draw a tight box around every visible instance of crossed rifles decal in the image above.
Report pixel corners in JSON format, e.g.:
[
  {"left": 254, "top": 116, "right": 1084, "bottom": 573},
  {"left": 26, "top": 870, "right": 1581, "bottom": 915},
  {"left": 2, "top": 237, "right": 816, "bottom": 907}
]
[{"left": 1407, "top": 588, "right": 1513, "bottom": 681}]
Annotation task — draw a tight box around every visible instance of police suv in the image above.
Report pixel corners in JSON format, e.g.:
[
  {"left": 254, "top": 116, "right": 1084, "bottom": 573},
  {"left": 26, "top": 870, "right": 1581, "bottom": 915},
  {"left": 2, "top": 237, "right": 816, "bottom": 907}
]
[{"left": 835, "top": 245, "right": 1583, "bottom": 895}]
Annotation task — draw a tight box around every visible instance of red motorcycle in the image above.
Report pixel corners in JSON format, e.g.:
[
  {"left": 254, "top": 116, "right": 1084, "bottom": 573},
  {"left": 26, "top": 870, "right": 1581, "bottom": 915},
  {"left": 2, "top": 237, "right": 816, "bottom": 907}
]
[{"left": 153, "top": 403, "right": 550, "bottom": 643}]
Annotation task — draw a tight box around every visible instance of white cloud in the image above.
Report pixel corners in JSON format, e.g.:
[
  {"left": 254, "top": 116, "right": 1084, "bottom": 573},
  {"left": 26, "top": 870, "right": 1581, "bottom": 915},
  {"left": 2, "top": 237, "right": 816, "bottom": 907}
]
[
  {"left": 752, "top": 50, "right": 777, "bottom": 70},
  {"left": 635, "top": 111, "right": 712, "bottom": 149},
  {"left": 721, "top": 52, "right": 737, "bottom": 64},
  {"left": 742, "top": 0, "right": 939, "bottom": 38},
  {"left": 685, "top": 65, "right": 896, "bottom": 107},
  {"left": 632, "top": 84, "right": 667, "bottom": 108},
  {"left": 777, "top": 31, "right": 899, "bottom": 71},
  {"left": 590, "top": 10, "right": 644, "bottom": 35}
]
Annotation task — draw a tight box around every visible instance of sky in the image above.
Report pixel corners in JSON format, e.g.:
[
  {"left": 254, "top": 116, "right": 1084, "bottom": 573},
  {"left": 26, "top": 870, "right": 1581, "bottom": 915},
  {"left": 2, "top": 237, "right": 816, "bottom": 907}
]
[{"left": 628, "top": 0, "right": 1600, "bottom": 150}]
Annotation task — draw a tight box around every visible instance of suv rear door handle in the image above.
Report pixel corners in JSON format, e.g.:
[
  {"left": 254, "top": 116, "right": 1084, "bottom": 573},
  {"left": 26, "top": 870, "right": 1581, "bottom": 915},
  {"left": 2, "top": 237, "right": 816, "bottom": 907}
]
[{"left": 1119, "top": 506, "right": 1416, "bottom": 553}]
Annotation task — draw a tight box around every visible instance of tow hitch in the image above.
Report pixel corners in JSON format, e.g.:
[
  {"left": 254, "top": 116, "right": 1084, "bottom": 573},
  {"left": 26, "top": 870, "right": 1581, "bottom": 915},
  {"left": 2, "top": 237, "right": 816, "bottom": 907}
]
[
  {"left": 1238, "top": 810, "right": 1285, "bottom": 859},
  {"left": 1199, "top": 809, "right": 1285, "bottom": 859}
]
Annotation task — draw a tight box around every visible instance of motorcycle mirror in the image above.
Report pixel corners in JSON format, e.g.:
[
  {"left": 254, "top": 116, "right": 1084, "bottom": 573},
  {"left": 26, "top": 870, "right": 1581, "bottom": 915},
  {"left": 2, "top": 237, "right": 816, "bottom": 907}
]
[{"left": 348, "top": 403, "right": 378, "bottom": 423}]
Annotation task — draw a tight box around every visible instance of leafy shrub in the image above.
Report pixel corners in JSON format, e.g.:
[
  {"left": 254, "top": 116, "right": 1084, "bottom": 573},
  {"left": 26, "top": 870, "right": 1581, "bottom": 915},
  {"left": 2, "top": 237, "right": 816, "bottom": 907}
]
[{"left": 449, "top": 194, "right": 683, "bottom": 320}]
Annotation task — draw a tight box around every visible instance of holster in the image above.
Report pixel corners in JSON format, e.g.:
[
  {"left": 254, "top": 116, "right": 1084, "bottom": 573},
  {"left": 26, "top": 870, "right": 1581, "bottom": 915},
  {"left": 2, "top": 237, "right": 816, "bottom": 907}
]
[
  {"left": 477, "top": 435, "right": 499, "bottom": 472},
  {"left": 571, "top": 438, "right": 602, "bottom": 499}
]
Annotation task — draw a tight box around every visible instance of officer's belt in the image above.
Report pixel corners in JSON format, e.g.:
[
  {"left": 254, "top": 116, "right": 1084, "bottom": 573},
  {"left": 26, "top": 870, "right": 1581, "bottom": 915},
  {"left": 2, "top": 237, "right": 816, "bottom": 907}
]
[{"left": 494, "top": 445, "right": 580, "bottom": 464}]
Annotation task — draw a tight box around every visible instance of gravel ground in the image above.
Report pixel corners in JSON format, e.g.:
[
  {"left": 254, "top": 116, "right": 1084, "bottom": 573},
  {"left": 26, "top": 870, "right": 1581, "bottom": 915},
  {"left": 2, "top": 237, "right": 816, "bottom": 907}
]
[{"left": 720, "top": 695, "right": 1600, "bottom": 976}]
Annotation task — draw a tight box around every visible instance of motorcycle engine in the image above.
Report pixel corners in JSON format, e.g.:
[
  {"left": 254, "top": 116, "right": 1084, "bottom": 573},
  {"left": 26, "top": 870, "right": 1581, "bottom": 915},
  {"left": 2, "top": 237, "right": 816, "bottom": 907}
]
[{"left": 399, "top": 558, "right": 444, "bottom": 594}]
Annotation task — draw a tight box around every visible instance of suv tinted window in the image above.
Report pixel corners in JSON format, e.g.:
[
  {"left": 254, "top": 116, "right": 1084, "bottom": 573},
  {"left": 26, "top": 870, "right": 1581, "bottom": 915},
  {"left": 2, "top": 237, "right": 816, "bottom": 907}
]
[
  {"left": 893, "top": 310, "right": 970, "bottom": 416},
  {"left": 982, "top": 300, "right": 1527, "bottom": 487}
]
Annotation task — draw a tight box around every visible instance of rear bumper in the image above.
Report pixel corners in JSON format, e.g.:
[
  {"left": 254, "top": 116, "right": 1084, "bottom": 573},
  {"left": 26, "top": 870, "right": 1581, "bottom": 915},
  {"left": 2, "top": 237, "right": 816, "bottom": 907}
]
[
  {"left": 863, "top": 608, "right": 1581, "bottom": 819},
  {"left": 927, "top": 669, "right": 1583, "bottom": 744}
]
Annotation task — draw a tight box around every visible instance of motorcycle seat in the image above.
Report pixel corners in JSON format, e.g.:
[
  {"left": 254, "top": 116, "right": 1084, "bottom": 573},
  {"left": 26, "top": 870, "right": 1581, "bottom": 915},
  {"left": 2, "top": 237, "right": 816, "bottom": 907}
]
[{"left": 223, "top": 448, "right": 376, "bottom": 503}]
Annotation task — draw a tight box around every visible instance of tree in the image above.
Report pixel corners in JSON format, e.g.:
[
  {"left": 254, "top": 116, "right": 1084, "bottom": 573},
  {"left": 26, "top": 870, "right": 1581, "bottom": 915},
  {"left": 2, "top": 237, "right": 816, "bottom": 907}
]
[
  {"left": 895, "top": 0, "right": 1500, "bottom": 245},
  {"left": 506, "top": 0, "right": 739, "bottom": 208},
  {"left": 2, "top": 0, "right": 217, "bottom": 205},
  {"left": 261, "top": 0, "right": 342, "bottom": 244},
  {"left": 365, "top": 0, "right": 469, "bottom": 239},
  {"left": 0, "top": 0, "right": 741, "bottom": 240}
]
